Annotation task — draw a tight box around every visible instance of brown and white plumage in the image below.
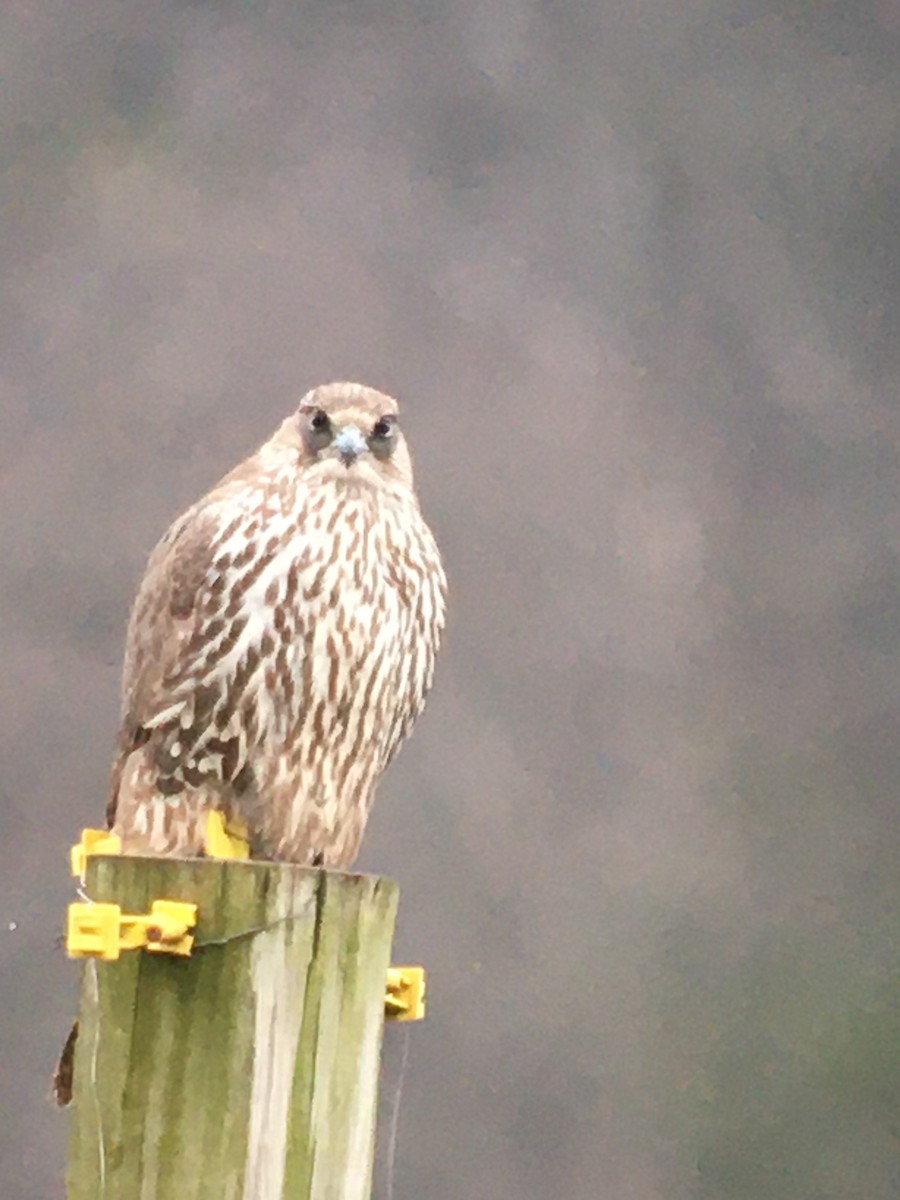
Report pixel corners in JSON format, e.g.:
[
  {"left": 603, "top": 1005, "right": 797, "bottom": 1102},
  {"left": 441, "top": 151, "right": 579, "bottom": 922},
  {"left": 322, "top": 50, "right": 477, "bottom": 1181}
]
[{"left": 107, "top": 381, "right": 446, "bottom": 868}]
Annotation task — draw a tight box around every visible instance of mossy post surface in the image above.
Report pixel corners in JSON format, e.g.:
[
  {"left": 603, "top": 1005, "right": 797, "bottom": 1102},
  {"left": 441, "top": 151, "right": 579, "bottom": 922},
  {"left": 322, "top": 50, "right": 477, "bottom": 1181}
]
[{"left": 66, "top": 856, "right": 399, "bottom": 1200}]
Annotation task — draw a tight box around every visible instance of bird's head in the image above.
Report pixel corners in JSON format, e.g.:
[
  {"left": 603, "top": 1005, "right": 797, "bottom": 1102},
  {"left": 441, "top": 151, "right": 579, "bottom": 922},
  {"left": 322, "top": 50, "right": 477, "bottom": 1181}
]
[{"left": 289, "top": 382, "right": 414, "bottom": 489}]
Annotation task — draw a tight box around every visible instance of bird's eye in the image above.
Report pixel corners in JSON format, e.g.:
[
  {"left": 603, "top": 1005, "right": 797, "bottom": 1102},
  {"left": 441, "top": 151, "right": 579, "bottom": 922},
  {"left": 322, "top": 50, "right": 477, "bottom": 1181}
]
[
  {"left": 372, "top": 416, "right": 395, "bottom": 440},
  {"left": 302, "top": 407, "right": 334, "bottom": 452}
]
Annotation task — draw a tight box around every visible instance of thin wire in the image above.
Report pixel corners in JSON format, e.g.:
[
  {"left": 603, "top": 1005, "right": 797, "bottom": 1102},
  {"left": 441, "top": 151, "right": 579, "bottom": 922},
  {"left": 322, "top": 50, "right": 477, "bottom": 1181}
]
[{"left": 383, "top": 1025, "right": 410, "bottom": 1200}]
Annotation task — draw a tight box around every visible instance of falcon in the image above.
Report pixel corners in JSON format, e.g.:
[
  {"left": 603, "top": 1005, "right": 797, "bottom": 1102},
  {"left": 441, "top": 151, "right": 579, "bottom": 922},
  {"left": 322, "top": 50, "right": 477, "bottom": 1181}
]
[
  {"left": 54, "top": 380, "right": 446, "bottom": 1106},
  {"left": 106, "top": 381, "right": 446, "bottom": 867}
]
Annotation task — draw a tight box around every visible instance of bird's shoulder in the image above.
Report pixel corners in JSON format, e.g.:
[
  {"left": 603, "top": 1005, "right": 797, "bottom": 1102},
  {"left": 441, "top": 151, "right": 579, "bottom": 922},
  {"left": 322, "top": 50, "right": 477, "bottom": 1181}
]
[
  {"left": 136, "top": 453, "right": 298, "bottom": 598},
  {"left": 120, "top": 466, "right": 282, "bottom": 701}
]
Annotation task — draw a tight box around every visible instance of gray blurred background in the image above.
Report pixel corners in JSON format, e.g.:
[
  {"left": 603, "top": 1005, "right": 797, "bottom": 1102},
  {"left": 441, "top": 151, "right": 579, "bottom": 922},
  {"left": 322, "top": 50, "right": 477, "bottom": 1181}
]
[{"left": 3, "top": 2, "right": 899, "bottom": 1197}]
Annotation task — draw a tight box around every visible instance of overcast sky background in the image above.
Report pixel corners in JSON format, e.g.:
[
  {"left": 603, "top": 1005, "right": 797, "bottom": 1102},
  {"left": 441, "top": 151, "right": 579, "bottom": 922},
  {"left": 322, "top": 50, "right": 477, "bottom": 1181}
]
[{"left": 2, "top": 3, "right": 900, "bottom": 1198}]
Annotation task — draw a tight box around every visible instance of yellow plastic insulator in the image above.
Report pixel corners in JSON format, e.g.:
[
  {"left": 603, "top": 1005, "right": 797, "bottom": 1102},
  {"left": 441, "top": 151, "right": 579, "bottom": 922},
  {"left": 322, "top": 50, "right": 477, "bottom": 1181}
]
[
  {"left": 70, "top": 828, "right": 122, "bottom": 879},
  {"left": 66, "top": 899, "right": 198, "bottom": 961},
  {"left": 385, "top": 966, "right": 427, "bottom": 1021},
  {"left": 204, "top": 810, "right": 250, "bottom": 860},
  {"left": 66, "top": 902, "right": 122, "bottom": 960}
]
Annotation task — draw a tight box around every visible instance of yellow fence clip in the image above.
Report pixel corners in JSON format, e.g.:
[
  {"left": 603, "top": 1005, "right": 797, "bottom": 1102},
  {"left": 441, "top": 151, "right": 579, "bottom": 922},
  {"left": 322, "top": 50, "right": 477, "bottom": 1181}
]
[
  {"left": 66, "top": 899, "right": 198, "bottom": 961},
  {"left": 204, "top": 811, "right": 251, "bottom": 860},
  {"left": 385, "top": 966, "right": 426, "bottom": 1021},
  {"left": 70, "top": 828, "right": 122, "bottom": 880}
]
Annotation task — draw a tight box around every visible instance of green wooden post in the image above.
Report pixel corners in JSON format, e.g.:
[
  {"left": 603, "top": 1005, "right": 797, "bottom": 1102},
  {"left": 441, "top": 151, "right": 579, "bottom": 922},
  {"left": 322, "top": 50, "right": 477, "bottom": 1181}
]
[{"left": 66, "top": 856, "right": 399, "bottom": 1200}]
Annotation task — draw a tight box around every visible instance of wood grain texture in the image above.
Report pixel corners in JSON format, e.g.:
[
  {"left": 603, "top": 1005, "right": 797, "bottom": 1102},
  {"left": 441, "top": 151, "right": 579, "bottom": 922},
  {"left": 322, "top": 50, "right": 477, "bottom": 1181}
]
[{"left": 66, "top": 856, "right": 398, "bottom": 1200}]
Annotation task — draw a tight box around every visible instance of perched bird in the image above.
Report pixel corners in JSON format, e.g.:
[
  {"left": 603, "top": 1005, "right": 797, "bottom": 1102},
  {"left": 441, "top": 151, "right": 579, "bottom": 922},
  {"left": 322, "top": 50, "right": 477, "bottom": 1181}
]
[
  {"left": 54, "top": 379, "right": 446, "bottom": 1099},
  {"left": 106, "top": 380, "right": 446, "bottom": 867},
  {"left": 53, "top": 383, "right": 445, "bottom": 1106}
]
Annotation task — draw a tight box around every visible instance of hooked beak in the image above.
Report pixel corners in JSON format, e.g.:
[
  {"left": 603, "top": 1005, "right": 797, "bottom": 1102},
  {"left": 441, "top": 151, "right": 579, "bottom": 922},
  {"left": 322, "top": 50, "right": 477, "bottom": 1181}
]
[{"left": 332, "top": 425, "right": 368, "bottom": 465}]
